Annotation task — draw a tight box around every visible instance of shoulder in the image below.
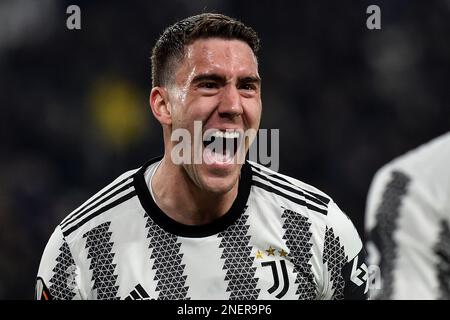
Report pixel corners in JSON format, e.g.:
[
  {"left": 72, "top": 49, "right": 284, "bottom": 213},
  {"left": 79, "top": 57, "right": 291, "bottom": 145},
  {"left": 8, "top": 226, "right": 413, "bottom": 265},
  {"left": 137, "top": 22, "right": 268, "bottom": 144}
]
[
  {"left": 248, "top": 161, "right": 362, "bottom": 257},
  {"left": 58, "top": 167, "right": 140, "bottom": 242},
  {"left": 248, "top": 160, "right": 331, "bottom": 212},
  {"left": 372, "top": 132, "right": 450, "bottom": 187},
  {"left": 366, "top": 132, "right": 450, "bottom": 225}
]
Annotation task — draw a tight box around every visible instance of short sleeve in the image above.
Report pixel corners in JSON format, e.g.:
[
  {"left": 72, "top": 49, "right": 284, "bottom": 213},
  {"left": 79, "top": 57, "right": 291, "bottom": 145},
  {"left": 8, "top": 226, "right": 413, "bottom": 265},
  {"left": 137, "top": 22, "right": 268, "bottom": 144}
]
[
  {"left": 35, "top": 226, "right": 82, "bottom": 300},
  {"left": 322, "top": 201, "right": 368, "bottom": 300}
]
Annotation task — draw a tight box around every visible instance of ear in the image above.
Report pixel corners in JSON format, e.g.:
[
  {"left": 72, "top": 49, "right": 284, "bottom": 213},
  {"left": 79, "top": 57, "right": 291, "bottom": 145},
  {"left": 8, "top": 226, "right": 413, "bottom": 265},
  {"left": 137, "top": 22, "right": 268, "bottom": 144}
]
[{"left": 150, "top": 87, "right": 172, "bottom": 125}]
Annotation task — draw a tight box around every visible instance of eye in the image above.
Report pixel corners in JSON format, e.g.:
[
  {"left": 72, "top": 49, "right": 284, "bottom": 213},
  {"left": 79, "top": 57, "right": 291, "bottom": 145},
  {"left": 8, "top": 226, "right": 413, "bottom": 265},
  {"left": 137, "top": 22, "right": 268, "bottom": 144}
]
[
  {"left": 199, "top": 82, "right": 219, "bottom": 89},
  {"left": 239, "top": 83, "right": 257, "bottom": 91}
]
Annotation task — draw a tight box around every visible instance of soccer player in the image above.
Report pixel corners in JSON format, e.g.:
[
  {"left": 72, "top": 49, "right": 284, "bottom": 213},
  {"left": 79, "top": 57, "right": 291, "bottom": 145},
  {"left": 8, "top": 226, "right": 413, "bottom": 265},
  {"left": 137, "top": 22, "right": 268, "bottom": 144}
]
[
  {"left": 36, "top": 13, "right": 367, "bottom": 300},
  {"left": 365, "top": 132, "right": 450, "bottom": 299}
]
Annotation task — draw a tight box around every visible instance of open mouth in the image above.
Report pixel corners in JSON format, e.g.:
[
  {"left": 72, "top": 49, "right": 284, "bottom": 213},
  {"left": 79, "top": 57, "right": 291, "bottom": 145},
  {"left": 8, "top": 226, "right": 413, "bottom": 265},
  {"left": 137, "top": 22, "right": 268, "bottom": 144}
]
[{"left": 203, "top": 129, "right": 243, "bottom": 164}]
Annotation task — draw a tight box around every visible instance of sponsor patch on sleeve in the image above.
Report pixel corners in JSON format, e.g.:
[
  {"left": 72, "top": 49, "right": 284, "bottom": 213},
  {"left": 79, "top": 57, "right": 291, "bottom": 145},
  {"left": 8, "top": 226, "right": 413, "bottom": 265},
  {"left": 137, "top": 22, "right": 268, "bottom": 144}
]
[{"left": 35, "top": 277, "right": 52, "bottom": 300}]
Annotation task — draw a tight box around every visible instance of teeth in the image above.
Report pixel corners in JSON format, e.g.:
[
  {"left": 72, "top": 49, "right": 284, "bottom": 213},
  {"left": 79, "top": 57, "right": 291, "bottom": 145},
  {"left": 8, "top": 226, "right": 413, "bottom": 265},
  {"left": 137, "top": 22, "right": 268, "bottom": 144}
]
[
  {"left": 208, "top": 130, "right": 240, "bottom": 139},
  {"left": 224, "top": 131, "right": 239, "bottom": 139}
]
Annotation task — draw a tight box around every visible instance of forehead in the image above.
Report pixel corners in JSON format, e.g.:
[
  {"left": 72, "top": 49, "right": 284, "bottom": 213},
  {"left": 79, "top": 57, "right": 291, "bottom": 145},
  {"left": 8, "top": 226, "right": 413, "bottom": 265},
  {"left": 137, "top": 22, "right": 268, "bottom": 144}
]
[{"left": 175, "top": 38, "right": 258, "bottom": 81}]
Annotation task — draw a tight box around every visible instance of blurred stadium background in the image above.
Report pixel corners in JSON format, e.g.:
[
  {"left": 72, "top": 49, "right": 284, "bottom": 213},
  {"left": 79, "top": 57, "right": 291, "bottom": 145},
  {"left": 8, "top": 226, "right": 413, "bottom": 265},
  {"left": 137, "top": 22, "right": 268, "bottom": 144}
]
[{"left": 0, "top": 0, "right": 449, "bottom": 299}]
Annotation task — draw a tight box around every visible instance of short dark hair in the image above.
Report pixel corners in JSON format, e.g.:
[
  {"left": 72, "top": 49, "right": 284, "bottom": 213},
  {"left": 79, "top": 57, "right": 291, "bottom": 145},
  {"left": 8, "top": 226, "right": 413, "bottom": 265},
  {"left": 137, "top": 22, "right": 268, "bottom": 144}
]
[{"left": 151, "top": 13, "right": 260, "bottom": 87}]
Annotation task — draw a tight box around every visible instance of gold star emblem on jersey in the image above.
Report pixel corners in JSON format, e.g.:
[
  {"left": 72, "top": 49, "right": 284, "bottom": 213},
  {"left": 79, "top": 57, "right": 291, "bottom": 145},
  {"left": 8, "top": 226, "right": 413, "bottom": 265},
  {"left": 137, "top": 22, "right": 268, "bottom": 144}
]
[
  {"left": 256, "top": 250, "right": 264, "bottom": 259},
  {"left": 279, "top": 249, "right": 287, "bottom": 257},
  {"left": 255, "top": 247, "right": 289, "bottom": 259},
  {"left": 266, "top": 246, "right": 276, "bottom": 256}
]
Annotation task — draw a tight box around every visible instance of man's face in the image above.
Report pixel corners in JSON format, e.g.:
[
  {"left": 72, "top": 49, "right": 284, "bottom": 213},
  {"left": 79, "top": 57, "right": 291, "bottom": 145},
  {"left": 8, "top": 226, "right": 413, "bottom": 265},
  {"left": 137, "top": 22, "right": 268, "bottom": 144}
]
[{"left": 167, "top": 38, "right": 262, "bottom": 194}]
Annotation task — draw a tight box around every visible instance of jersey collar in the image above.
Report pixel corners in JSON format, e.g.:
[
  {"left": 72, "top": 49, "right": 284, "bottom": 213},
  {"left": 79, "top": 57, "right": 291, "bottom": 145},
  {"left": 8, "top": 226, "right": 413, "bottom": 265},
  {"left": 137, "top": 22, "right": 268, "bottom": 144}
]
[{"left": 133, "top": 156, "right": 252, "bottom": 238}]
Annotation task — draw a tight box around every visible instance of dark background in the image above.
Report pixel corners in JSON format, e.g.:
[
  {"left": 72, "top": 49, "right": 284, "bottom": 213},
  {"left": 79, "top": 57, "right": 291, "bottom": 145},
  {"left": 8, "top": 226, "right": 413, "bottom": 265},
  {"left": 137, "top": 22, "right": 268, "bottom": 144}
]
[{"left": 0, "top": 0, "right": 448, "bottom": 299}]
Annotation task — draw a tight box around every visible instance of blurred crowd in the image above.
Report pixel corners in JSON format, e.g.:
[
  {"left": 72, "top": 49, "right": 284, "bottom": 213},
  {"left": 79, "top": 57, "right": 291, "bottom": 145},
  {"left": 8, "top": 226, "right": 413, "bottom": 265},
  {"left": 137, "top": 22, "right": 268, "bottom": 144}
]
[{"left": 0, "top": 0, "right": 449, "bottom": 299}]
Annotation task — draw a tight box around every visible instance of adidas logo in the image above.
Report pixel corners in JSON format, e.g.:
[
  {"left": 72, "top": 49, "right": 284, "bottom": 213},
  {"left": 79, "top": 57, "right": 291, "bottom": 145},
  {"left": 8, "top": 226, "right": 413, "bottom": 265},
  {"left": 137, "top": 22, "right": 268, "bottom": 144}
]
[{"left": 124, "top": 284, "right": 153, "bottom": 300}]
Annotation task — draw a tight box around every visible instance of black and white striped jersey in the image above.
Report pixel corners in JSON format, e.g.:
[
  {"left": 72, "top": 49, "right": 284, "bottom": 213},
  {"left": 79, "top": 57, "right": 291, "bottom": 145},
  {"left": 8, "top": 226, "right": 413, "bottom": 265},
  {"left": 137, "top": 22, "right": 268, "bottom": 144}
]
[
  {"left": 365, "top": 132, "right": 450, "bottom": 299},
  {"left": 36, "top": 157, "right": 368, "bottom": 300}
]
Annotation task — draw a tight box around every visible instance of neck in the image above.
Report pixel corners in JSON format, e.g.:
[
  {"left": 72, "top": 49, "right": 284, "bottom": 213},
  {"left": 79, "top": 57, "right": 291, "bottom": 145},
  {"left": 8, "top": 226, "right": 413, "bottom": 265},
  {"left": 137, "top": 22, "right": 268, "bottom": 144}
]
[{"left": 151, "top": 156, "right": 239, "bottom": 225}]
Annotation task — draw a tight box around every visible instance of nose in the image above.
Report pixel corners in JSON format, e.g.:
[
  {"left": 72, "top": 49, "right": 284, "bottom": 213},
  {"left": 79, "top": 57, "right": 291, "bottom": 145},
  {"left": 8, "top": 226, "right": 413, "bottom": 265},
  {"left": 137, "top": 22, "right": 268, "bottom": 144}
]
[{"left": 217, "top": 84, "right": 243, "bottom": 119}]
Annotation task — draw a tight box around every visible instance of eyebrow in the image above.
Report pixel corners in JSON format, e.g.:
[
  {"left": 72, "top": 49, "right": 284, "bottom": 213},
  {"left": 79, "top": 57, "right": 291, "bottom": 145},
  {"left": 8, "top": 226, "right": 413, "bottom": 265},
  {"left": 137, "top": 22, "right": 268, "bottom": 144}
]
[
  {"left": 191, "top": 74, "right": 227, "bottom": 86},
  {"left": 238, "top": 76, "right": 261, "bottom": 85},
  {"left": 191, "top": 74, "right": 261, "bottom": 86}
]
